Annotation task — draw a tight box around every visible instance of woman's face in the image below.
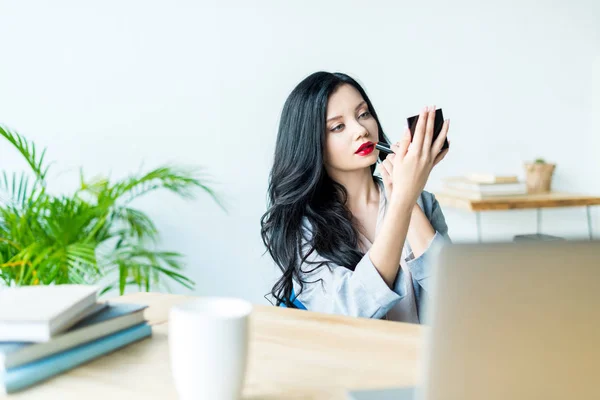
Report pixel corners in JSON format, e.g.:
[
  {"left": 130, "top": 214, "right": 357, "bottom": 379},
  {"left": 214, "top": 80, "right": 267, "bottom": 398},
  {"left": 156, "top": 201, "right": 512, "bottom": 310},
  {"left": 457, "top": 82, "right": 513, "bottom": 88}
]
[{"left": 323, "top": 84, "right": 380, "bottom": 175}]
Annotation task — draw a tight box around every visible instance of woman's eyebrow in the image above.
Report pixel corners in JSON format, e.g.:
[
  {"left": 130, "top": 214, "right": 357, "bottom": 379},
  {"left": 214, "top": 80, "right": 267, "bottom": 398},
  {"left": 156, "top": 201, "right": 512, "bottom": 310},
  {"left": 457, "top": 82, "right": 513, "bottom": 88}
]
[{"left": 326, "top": 101, "right": 367, "bottom": 123}]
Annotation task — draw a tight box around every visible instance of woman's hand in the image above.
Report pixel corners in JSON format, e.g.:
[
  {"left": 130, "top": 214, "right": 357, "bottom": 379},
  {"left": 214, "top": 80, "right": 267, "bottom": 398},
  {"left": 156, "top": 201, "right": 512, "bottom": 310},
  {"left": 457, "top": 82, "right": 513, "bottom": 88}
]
[{"left": 380, "top": 105, "right": 449, "bottom": 207}]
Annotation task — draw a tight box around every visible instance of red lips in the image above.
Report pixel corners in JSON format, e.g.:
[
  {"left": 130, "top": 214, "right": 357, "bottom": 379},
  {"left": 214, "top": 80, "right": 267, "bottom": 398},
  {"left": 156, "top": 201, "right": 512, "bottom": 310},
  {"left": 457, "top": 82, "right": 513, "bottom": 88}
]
[{"left": 355, "top": 141, "right": 375, "bottom": 156}]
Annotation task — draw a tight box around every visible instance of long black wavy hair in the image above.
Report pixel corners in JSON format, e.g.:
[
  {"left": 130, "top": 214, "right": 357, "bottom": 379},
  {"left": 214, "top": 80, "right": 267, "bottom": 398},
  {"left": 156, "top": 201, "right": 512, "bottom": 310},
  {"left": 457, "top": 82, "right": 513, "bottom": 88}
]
[{"left": 260, "top": 71, "right": 391, "bottom": 307}]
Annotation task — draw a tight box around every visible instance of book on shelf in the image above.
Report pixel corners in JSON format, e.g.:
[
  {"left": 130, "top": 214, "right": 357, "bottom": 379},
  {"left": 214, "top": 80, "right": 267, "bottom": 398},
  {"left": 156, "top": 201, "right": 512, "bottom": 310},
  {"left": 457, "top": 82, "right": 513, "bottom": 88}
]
[
  {"left": 440, "top": 187, "right": 528, "bottom": 199},
  {"left": 442, "top": 177, "right": 528, "bottom": 198},
  {"left": 466, "top": 173, "right": 519, "bottom": 184},
  {"left": 0, "top": 285, "right": 100, "bottom": 342}
]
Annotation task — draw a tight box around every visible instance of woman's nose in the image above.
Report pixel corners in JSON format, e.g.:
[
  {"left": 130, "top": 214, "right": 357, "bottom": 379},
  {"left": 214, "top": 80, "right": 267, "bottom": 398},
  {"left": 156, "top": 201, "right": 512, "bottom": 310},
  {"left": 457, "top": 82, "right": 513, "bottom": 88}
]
[{"left": 353, "top": 122, "right": 370, "bottom": 140}]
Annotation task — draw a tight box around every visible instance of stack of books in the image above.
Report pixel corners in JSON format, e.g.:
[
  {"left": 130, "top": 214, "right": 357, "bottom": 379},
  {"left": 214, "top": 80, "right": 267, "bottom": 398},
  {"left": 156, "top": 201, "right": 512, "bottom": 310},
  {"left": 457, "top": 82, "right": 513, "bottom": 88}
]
[
  {"left": 442, "top": 173, "right": 528, "bottom": 199},
  {"left": 0, "top": 285, "right": 151, "bottom": 394}
]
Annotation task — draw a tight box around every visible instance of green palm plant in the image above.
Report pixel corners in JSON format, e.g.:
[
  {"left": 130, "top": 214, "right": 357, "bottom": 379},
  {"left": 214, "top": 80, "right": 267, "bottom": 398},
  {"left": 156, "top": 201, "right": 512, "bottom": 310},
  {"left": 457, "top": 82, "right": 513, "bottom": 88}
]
[{"left": 0, "top": 125, "right": 224, "bottom": 295}]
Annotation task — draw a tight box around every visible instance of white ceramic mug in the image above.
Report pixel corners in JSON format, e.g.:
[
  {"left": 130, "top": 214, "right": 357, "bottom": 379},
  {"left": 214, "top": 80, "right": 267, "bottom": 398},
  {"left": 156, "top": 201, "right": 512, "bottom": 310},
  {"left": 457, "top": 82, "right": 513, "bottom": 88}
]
[{"left": 169, "top": 297, "right": 253, "bottom": 400}]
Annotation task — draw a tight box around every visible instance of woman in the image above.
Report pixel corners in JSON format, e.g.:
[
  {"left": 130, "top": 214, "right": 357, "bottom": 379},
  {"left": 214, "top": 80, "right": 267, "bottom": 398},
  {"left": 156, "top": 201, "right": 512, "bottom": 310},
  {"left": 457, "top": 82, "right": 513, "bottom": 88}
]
[{"left": 260, "top": 71, "right": 450, "bottom": 323}]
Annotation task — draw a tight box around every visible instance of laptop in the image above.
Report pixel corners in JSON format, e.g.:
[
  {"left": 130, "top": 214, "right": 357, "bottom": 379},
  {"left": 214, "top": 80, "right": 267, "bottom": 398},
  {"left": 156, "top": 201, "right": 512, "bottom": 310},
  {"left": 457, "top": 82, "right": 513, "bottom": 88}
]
[{"left": 348, "top": 240, "right": 600, "bottom": 399}]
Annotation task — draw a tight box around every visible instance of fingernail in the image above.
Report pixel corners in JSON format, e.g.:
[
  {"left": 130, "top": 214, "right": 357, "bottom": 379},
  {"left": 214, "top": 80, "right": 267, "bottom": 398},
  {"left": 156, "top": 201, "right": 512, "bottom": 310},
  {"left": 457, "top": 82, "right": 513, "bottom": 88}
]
[{"left": 431, "top": 105, "right": 436, "bottom": 112}]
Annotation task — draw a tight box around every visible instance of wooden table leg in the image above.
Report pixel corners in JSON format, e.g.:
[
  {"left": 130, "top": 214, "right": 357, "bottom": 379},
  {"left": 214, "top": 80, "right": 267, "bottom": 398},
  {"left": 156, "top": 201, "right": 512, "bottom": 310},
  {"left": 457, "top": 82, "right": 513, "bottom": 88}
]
[
  {"left": 476, "top": 212, "right": 482, "bottom": 243},
  {"left": 587, "top": 206, "right": 593, "bottom": 240}
]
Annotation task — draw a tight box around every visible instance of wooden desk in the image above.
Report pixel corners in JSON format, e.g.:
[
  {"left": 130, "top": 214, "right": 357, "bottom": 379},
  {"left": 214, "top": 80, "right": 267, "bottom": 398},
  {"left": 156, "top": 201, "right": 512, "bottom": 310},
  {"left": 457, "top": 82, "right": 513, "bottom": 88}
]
[
  {"left": 2, "top": 293, "right": 423, "bottom": 399},
  {"left": 435, "top": 191, "right": 600, "bottom": 242}
]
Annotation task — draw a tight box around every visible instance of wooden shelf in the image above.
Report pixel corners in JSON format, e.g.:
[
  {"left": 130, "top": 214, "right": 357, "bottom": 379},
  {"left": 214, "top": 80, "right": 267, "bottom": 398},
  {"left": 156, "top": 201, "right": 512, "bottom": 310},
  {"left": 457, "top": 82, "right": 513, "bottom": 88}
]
[{"left": 434, "top": 191, "right": 600, "bottom": 212}]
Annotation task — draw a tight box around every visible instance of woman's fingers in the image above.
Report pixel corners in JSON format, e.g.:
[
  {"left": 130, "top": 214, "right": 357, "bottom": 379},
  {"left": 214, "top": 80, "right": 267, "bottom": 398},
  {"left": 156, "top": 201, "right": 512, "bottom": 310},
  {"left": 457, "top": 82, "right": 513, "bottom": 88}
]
[
  {"left": 410, "top": 106, "right": 429, "bottom": 155},
  {"left": 380, "top": 159, "right": 393, "bottom": 194},
  {"left": 381, "top": 160, "right": 392, "bottom": 177},
  {"left": 382, "top": 157, "right": 394, "bottom": 175},
  {"left": 433, "top": 148, "right": 449, "bottom": 166},
  {"left": 393, "top": 128, "right": 412, "bottom": 160},
  {"left": 431, "top": 119, "right": 450, "bottom": 156},
  {"left": 423, "top": 105, "right": 436, "bottom": 151}
]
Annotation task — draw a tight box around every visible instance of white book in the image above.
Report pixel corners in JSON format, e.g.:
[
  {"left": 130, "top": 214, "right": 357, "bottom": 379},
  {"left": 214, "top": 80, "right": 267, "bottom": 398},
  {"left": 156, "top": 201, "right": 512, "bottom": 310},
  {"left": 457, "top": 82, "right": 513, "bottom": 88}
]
[
  {"left": 466, "top": 173, "right": 519, "bottom": 184},
  {"left": 441, "top": 187, "right": 528, "bottom": 200},
  {"left": 0, "top": 285, "right": 99, "bottom": 342},
  {"left": 443, "top": 177, "right": 527, "bottom": 197}
]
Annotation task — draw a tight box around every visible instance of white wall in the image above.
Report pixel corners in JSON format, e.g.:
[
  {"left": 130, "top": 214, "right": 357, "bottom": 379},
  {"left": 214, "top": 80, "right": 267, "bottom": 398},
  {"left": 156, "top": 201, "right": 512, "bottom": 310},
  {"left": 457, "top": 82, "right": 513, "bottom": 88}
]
[{"left": 1, "top": 1, "right": 599, "bottom": 303}]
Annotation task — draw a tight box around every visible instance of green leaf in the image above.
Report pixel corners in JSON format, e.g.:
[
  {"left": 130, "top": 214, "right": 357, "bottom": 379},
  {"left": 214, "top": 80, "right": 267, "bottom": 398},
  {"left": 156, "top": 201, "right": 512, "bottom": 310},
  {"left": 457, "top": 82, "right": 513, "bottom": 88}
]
[
  {"left": 1, "top": 126, "right": 215, "bottom": 293},
  {"left": 110, "top": 165, "right": 227, "bottom": 212},
  {"left": 0, "top": 171, "right": 38, "bottom": 209},
  {"left": 0, "top": 125, "right": 50, "bottom": 182},
  {"left": 118, "top": 262, "right": 127, "bottom": 295},
  {"left": 113, "top": 207, "right": 158, "bottom": 241}
]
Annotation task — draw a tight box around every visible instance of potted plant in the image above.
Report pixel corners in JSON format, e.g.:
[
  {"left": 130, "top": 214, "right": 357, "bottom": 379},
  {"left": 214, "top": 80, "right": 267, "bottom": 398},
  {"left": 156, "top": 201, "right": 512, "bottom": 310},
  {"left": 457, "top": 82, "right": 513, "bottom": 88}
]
[
  {"left": 0, "top": 125, "right": 224, "bottom": 295},
  {"left": 524, "top": 158, "right": 556, "bottom": 194}
]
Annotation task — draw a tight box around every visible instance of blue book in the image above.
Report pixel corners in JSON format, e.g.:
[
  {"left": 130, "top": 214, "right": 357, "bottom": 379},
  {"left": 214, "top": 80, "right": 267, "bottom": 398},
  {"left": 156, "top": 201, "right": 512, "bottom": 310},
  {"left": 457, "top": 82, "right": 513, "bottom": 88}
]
[
  {"left": 0, "top": 323, "right": 151, "bottom": 393},
  {"left": 0, "top": 303, "right": 147, "bottom": 370}
]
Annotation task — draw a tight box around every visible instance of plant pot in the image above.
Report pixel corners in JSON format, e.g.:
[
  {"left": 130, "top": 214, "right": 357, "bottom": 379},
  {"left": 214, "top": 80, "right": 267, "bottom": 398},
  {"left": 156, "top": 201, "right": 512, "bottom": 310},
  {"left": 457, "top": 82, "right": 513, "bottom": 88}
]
[{"left": 524, "top": 162, "right": 556, "bottom": 193}]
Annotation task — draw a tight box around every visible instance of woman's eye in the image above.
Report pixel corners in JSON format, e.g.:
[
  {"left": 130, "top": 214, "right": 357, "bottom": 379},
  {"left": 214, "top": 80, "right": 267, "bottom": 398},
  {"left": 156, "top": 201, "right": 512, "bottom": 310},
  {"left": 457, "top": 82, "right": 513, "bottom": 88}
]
[
  {"left": 331, "top": 124, "right": 344, "bottom": 132},
  {"left": 359, "top": 111, "right": 371, "bottom": 119}
]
